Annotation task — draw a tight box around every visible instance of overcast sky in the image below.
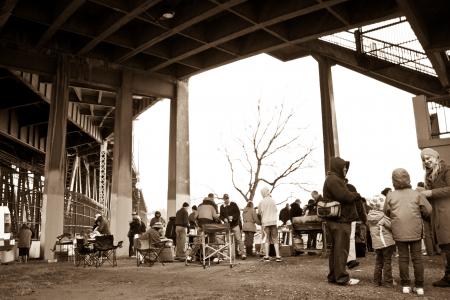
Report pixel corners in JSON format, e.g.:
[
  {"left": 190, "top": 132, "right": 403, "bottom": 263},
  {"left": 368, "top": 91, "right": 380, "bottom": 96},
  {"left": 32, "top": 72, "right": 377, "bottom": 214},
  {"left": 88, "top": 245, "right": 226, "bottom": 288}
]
[{"left": 133, "top": 54, "right": 423, "bottom": 217}]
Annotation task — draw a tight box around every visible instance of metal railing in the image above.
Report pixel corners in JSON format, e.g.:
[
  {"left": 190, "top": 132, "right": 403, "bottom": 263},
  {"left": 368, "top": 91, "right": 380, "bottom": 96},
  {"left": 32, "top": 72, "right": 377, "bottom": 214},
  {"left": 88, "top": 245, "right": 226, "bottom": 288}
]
[{"left": 319, "top": 17, "right": 436, "bottom": 76}]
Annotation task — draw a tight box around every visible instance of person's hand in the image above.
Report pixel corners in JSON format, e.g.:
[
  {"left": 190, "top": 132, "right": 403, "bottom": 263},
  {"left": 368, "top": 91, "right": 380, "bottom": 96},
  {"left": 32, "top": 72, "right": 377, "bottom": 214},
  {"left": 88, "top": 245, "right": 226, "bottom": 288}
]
[
  {"left": 228, "top": 216, "right": 233, "bottom": 222},
  {"left": 420, "top": 190, "right": 432, "bottom": 198},
  {"left": 223, "top": 218, "right": 228, "bottom": 223}
]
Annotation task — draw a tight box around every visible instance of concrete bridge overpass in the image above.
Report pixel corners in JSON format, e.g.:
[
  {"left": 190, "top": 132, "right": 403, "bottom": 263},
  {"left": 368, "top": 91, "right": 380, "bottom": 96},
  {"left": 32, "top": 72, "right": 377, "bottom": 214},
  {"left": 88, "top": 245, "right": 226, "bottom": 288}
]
[{"left": 0, "top": 0, "right": 448, "bottom": 259}]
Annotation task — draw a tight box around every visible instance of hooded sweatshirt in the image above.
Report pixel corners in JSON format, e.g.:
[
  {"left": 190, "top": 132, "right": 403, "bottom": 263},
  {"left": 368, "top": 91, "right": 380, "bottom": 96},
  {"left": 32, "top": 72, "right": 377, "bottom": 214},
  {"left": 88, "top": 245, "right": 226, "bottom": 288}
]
[
  {"left": 322, "top": 157, "right": 359, "bottom": 223},
  {"left": 384, "top": 168, "right": 432, "bottom": 242},
  {"left": 258, "top": 187, "right": 278, "bottom": 226}
]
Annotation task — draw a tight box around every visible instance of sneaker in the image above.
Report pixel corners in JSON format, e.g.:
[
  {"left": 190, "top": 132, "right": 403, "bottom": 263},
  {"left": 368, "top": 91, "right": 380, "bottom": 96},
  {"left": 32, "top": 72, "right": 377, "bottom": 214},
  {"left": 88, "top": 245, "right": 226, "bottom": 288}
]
[
  {"left": 263, "top": 256, "right": 270, "bottom": 262},
  {"left": 346, "top": 278, "right": 360, "bottom": 285},
  {"left": 402, "top": 286, "right": 411, "bottom": 294},
  {"left": 346, "top": 260, "right": 359, "bottom": 269},
  {"left": 413, "top": 287, "right": 424, "bottom": 296},
  {"left": 275, "top": 257, "right": 282, "bottom": 262},
  {"left": 241, "top": 255, "right": 246, "bottom": 260}
]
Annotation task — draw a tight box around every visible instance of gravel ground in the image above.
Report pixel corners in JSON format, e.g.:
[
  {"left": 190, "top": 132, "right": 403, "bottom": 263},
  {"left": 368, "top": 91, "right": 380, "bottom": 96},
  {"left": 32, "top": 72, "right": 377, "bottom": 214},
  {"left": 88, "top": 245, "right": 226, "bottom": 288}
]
[{"left": 0, "top": 253, "right": 448, "bottom": 299}]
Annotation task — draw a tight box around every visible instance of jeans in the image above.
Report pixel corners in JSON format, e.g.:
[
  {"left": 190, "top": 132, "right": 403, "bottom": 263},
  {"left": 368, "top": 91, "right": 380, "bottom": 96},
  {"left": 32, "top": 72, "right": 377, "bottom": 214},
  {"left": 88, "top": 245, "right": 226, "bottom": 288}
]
[
  {"left": 396, "top": 240, "right": 424, "bottom": 288},
  {"left": 244, "top": 231, "right": 255, "bottom": 256},
  {"left": 175, "top": 226, "right": 187, "bottom": 258},
  {"left": 326, "top": 220, "right": 351, "bottom": 285},
  {"left": 307, "top": 232, "right": 317, "bottom": 249},
  {"left": 374, "top": 245, "right": 396, "bottom": 285},
  {"left": 423, "top": 220, "right": 436, "bottom": 255}
]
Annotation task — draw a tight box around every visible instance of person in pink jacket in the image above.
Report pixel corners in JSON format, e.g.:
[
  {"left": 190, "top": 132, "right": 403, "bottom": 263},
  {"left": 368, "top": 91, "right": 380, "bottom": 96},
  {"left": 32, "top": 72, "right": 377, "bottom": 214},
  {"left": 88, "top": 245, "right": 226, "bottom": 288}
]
[
  {"left": 384, "top": 168, "right": 432, "bottom": 296},
  {"left": 367, "top": 194, "right": 395, "bottom": 287}
]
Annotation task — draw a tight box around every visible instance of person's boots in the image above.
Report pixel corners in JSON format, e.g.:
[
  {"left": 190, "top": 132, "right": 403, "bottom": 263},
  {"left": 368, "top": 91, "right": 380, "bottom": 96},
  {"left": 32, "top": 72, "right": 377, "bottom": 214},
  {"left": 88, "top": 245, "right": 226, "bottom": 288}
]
[{"left": 433, "top": 274, "right": 450, "bottom": 287}]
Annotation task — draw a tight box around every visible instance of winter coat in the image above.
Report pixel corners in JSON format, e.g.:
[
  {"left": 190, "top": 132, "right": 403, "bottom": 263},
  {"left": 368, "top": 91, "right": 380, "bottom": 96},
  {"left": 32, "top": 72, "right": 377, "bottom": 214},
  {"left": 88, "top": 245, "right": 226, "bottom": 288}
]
[
  {"left": 424, "top": 160, "right": 450, "bottom": 245},
  {"left": 150, "top": 216, "right": 166, "bottom": 227},
  {"left": 128, "top": 219, "right": 145, "bottom": 238},
  {"left": 175, "top": 208, "right": 189, "bottom": 228},
  {"left": 385, "top": 169, "right": 432, "bottom": 242},
  {"left": 289, "top": 203, "right": 303, "bottom": 221},
  {"left": 322, "top": 157, "right": 360, "bottom": 223},
  {"left": 242, "top": 206, "right": 259, "bottom": 232},
  {"left": 198, "top": 200, "right": 219, "bottom": 221},
  {"left": 220, "top": 201, "right": 241, "bottom": 228},
  {"left": 188, "top": 211, "right": 198, "bottom": 228},
  {"left": 96, "top": 217, "right": 111, "bottom": 235},
  {"left": 259, "top": 187, "right": 278, "bottom": 227},
  {"left": 279, "top": 207, "right": 290, "bottom": 224},
  {"left": 367, "top": 210, "right": 395, "bottom": 250},
  {"left": 17, "top": 225, "right": 32, "bottom": 248},
  {"left": 165, "top": 217, "right": 177, "bottom": 242}
]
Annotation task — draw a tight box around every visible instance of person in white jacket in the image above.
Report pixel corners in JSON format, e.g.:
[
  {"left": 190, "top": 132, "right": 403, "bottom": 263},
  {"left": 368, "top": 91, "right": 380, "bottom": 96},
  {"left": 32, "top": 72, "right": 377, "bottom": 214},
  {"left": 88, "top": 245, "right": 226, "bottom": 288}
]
[{"left": 259, "top": 187, "right": 282, "bottom": 262}]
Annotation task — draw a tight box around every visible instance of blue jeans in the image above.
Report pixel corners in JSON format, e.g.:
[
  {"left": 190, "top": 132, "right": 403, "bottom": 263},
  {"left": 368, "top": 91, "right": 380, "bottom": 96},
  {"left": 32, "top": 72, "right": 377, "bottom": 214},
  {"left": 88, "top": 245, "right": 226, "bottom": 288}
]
[
  {"left": 326, "top": 221, "right": 351, "bottom": 285},
  {"left": 374, "top": 245, "right": 396, "bottom": 285},
  {"left": 396, "top": 240, "right": 424, "bottom": 288}
]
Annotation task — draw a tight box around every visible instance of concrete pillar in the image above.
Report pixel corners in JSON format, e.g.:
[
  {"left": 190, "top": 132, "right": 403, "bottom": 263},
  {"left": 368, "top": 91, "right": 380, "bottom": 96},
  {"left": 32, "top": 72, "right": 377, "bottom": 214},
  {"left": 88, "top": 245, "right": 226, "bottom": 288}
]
[
  {"left": 41, "top": 56, "right": 69, "bottom": 260},
  {"left": 412, "top": 95, "right": 431, "bottom": 148},
  {"left": 317, "top": 56, "right": 339, "bottom": 173},
  {"left": 167, "top": 79, "right": 190, "bottom": 217},
  {"left": 110, "top": 70, "right": 133, "bottom": 256}
]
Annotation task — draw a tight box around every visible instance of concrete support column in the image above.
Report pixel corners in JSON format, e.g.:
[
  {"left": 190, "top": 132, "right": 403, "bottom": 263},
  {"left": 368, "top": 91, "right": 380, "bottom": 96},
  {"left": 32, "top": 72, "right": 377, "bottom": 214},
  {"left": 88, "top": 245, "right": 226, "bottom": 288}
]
[
  {"left": 317, "top": 56, "right": 339, "bottom": 173},
  {"left": 412, "top": 95, "right": 431, "bottom": 148},
  {"left": 41, "top": 55, "right": 69, "bottom": 260},
  {"left": 167, "top": 79, "right": 190, "bottom": 217},
  {"left": 110, "top": 70, "right": 133, "bottom": 256}
]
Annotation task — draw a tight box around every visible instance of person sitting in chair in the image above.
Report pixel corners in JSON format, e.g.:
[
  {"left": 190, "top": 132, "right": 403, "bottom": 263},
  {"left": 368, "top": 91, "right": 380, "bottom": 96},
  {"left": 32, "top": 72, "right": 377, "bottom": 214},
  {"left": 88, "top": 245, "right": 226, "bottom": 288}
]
[{"left": 141, "top": 222, "right": 164, "bottom": 244}]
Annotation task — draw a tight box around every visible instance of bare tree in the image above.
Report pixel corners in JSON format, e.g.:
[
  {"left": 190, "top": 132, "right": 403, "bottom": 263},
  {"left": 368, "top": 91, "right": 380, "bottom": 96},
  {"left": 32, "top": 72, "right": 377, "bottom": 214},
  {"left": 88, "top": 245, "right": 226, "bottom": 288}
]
[{"left": 225, "top": 100, "right": 314, "bottom": 203}]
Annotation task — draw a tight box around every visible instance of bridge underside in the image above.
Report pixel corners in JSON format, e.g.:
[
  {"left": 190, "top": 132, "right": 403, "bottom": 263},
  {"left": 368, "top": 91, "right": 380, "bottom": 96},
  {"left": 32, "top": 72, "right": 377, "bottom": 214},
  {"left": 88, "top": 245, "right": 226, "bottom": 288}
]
[{"left": 0, "top": 0, "right": 449, "bottom": 259}]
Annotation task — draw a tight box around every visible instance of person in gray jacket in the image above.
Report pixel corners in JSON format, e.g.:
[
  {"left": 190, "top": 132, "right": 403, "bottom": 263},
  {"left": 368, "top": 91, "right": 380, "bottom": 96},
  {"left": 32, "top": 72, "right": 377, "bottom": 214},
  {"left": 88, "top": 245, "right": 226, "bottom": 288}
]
[
  {"left": 242, "top": 201, "right": 259, "bottom": 256},
  {"left": 384, "top": 168, "right": 432, "bottom": 296}
]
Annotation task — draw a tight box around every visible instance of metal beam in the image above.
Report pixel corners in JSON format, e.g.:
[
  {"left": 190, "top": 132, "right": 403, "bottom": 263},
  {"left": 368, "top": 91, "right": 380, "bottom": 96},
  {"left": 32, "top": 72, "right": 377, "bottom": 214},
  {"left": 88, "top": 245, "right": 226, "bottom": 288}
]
[
  {"left": 116, "top": 0, "right": 246, "bottom": 63},
  {"left": 77, "top": 0, "right": 162, "bottom": 55},
  {"left": 36, "top": 0, "right": 86, "bottom": 48},
  {"left": 0, "top": 0, "right": 17, "bottom": 30},
  {"left": 148, "top": 0, "right": 352, "bottom": 72},
  {"left": 397, "top": 0, "right": 450, "bottom": 90}
]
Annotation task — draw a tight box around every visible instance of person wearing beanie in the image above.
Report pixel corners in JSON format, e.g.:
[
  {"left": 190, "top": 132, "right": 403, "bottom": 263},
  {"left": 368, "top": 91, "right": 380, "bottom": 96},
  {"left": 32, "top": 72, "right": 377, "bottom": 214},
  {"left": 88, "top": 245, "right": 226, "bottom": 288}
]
[
  {"left": 419, "top": 147, "right": 450, "bottom": 288},
  {"left": 150, "top": 211, "right": 166, "bottom": 228},
  {"left": 128, "top": 214, "right": 146, "bottom": 257},
  {"left": 384, "top": 168, "right": 432, "bottom": 296}
]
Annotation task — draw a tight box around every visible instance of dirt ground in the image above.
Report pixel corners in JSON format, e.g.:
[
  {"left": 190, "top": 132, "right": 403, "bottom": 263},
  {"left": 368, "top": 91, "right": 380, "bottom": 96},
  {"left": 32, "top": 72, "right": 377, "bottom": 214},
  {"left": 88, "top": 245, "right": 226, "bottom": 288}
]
[{"left": 0, "top": 253, "right": 448, "bottom": 300}]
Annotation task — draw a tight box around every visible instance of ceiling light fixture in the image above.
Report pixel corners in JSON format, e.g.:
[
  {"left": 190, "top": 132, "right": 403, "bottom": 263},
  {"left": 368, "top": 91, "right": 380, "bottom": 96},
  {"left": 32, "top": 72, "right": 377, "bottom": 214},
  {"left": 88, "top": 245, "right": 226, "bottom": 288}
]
[{"left": 160, "top": 10, "right": 175, "bottom": 20}]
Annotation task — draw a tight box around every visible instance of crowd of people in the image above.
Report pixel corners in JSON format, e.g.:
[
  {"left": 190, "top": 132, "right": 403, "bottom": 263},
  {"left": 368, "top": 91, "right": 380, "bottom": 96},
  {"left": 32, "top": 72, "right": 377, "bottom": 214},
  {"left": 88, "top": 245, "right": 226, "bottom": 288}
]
[{"left": 320, "top": 147, "right": 450, "bottom": 296}]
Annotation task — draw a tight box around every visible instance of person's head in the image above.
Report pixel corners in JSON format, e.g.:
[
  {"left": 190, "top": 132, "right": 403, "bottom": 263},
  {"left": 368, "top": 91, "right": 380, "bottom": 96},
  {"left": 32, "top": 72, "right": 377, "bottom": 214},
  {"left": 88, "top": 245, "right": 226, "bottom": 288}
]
[
  {"left": 246, "top": 201, "right": 253, "bottom": 208},
  {"left": 380, "top": 187, "right": 392, "bottom": 196},
  {"left": 207, "top": 193, "right": 214, "bottom": 200},
  {"left": 191, "top": 205, "right": 197, "bottom": 211},
  {"left": 392, "top": 168, "right": 412, "bottom": 190},
  {"left": 285, "top": 203, "right": 290, "bottom": 209},
  {"left": 421, "top": 148, "right": 440, "bottom": 171},
  {"left": 417, "top": 182, "right": 425, "bottom": 188},
  {"left": 307, "top": 199, "right": 315, "bottom": 206},
  {"left": 260, "top": 187, "right": 270, "bottom": 198},
  {"left": 95, "top": 213, "right": 102, "bottom": 221},
  {"left": 223, "top": 193, "right": 230, "bottom": 205},
  {"left": 367, "top": 194, "right": 386, "bottom": 211},
  {"left": 152, "top": 222, "right": 164, "bottom": 235},
  {"left": 154, "top": 211, "right": 161, "bottom": 218},
  {"left": 330, "top": 157, "right": 350, "bottom": 178},
  {"left": 132, "top": 214, "right": 141, "bottom": 222},
  {"left": 182, "top": 202, "right": 190, "bottom": 210},
  {"left": 311, "top": 190, "right": 320, "bottom": 200}
]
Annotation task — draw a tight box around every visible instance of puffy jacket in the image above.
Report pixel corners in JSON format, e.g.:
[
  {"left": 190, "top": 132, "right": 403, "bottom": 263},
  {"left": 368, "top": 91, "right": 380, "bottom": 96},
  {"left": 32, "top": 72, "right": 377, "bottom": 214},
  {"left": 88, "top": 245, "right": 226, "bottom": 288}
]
[
  {"left": 259, "top": 187, "right": 278, "bottom": 226},
  {"left": 17, "top": 225, "right": 32, "bottom": 248},
  {"left": 242, "top": 206, "right": 258, "bottom": 232},
  {"left": 384, "top": 168, "right": 432, "bottom": 242},
  {"left": 367, "top": 210, "right": 395, "bottom": 250},
  {"left": 322, "top": 157, "right": 360, "bottom": 223}
]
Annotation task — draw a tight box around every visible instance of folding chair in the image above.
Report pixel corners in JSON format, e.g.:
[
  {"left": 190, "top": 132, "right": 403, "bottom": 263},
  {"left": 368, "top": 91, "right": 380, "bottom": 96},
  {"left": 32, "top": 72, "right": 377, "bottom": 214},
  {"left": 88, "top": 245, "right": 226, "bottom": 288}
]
[
  {"left": 135, "top": 238, "right": 168, "bottom": 267},
  {"left": 94, "top": 235, "right": 123, "bottom": 267},
  {"left": 74, "top": 238, "right": 97, "bottom": 267},
  {"left": 201, "top": 223, "right": 235, "bottom": 269}
]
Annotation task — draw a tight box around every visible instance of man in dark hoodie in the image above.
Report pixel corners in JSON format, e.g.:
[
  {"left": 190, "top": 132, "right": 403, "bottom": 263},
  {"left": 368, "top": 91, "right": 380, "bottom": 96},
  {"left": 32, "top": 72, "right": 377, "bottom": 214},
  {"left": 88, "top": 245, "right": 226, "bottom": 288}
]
[{"left": 322, "top": 156, "right": 361, "bottom": 286}]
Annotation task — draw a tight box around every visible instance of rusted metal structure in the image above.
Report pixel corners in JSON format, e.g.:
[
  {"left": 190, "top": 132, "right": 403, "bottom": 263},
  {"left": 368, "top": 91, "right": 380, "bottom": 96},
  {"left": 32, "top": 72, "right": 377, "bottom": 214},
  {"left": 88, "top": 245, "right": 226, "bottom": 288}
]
[{"left": 0, "top": 0, "right": 448, "bottom": 259}]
